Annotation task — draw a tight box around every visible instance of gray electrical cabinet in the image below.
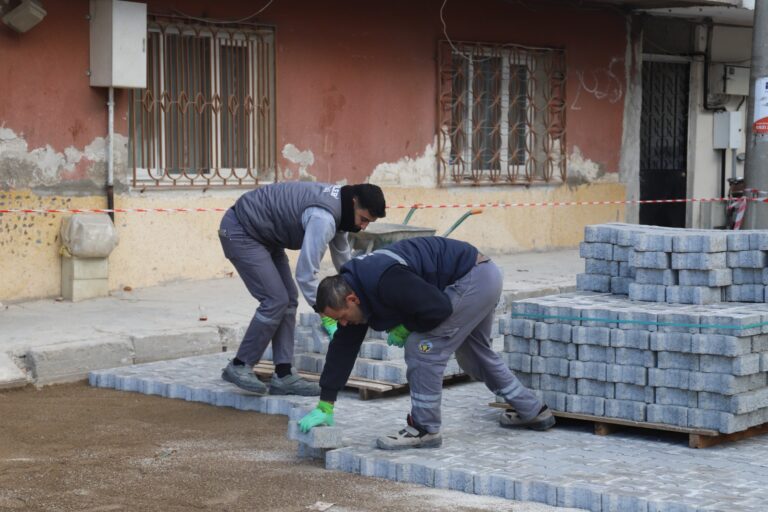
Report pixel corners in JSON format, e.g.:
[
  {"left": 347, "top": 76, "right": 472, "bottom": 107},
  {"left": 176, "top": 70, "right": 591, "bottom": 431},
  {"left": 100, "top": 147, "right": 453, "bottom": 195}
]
[
  {"left": 89, "top": 0, "right": 147, "bottom": 88},
  {"left": 713, "top": 111, "right": 743, "bottom": 150}
]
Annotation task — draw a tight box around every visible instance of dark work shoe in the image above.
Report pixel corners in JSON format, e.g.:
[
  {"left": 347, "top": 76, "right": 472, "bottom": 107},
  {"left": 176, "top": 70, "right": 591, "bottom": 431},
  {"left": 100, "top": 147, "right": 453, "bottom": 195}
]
[
  {"left": 221, "top": 361, "right": 267, "bottom": 394},
  {"left": 268, "top": 371, "right": 320, "bottom": 396},
  {"left": 500, "top": 405, "right": 556, "bottom": 431}
]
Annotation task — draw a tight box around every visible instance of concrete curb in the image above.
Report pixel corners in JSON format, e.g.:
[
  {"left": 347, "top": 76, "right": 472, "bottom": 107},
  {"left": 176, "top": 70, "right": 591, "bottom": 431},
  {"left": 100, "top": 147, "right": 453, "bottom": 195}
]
[{"left": 5, "top": 322, "right": 249, "bottom": 388}]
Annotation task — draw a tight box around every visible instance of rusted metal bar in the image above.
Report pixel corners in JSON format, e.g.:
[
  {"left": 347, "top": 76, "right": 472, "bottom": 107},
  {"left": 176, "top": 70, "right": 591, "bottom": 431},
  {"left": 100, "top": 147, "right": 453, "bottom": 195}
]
[
  {"left": 130, "top": 19, "right": 275, "bottom": 188},
  {"left": 438, "top": 40, "right": 567, "bottom": 187}
]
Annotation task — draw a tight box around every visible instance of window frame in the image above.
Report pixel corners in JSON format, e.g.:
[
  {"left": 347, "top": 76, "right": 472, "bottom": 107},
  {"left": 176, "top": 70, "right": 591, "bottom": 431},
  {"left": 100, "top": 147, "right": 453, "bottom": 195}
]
[
  {"left": 130, "top": 20, "right": 276, "bottom": 188},
  {"left": 437, "top": 40, "right": 567, "bottom": 186}
]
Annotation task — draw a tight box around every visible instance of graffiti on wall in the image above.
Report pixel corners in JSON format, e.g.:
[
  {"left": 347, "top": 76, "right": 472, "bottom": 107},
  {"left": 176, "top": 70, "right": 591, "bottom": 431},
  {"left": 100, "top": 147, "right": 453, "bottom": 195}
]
[{"left": 571, "top": 57, "right": 624, "bottom": 111}]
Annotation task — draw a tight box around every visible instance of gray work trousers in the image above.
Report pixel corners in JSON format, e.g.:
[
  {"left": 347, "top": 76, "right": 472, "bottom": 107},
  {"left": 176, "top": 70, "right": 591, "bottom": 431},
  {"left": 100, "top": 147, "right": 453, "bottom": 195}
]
[
  {"left": 404, "top": 260, "right": 542, "bottom": 433},
  {"left": 218, "top": 208, "right": 298, "bottom": 366}
]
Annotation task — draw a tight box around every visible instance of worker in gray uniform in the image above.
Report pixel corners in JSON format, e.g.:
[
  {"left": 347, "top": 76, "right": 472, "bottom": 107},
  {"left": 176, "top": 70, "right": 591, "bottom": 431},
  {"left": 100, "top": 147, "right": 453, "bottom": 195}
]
[
  {"left": 218, "top": 182, "right": 386, "bottom": 396},
  {"left": 297, "top": 236, "right": 554, "bottom": 449}
]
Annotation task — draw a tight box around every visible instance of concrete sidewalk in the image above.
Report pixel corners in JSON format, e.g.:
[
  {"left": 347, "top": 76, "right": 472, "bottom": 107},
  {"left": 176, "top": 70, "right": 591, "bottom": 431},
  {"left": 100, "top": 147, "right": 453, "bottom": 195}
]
[{"left": 0, "top": 249, "right": 580, "bottom": 387}]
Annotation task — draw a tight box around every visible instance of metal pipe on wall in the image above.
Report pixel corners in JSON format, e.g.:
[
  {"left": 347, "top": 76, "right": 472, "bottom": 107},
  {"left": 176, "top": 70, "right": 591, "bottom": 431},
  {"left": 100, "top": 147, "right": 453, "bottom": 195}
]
[
  {"left": 744, "top": 0, "right": 768, "bottom": 229},
  {"left": 107, "top": 86, "right": 114, "bottom": 222}
]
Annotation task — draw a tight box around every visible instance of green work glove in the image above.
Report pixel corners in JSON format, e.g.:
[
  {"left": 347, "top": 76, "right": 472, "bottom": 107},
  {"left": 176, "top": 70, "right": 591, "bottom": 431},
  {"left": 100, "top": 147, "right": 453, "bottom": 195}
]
[
  {"left": 298, "top": 400, "right": 335, "bottom": 432},
  {"left": 321, "top": 316, "right": 338, "bottom": 339},
  {"left": 386, "top": 324, "right": 411, "bottom": 348}
]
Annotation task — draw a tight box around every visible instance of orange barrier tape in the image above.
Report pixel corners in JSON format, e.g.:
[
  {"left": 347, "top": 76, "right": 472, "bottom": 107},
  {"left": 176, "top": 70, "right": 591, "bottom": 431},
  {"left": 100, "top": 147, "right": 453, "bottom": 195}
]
[{"left": 1, "top": 197, "right": 766, "bottom": 214}]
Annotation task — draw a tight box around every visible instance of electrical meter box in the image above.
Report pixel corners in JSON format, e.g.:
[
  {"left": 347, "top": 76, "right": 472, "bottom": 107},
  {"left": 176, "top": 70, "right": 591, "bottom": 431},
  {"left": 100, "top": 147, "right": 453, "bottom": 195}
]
[
  {"left": 720, "top": 65, "right": 750, "bottom": 96},
  {"left": 89, "top": 0, "right": 146, "bottom": 88},
  {"left": 713, "top": 111, "right": 743, "bottom": 149}
]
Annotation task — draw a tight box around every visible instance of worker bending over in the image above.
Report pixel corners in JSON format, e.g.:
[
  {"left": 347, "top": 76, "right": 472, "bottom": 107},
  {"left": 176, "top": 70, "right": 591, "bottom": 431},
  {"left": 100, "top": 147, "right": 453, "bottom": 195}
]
[
  {"left": 299, "top": 236, "right": 554, "bottom": 449},
  {"left": 218, "top": 182, "right": 385, "bottom": 396}
]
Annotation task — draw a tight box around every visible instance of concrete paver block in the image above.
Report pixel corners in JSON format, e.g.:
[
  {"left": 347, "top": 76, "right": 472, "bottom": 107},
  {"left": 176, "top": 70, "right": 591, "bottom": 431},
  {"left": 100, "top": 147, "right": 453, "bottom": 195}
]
[
  {"left": 727, "top": 232, "right": 752, "bottom": 251},
  {"left": 579, "top": 242, "right": 613, "bottom": 260},
  {"left": 631, "top": 251, "right": 671, "bottom": 269},
  {"left": 732, "top": 268, "right": 763, "bottom": 284},
  {"left": 655, "top": 387, "right": 698, "bottom": 408},
  {"left": 615, "top": 382, "right": 656, "bottom": 404},
  {"left": 673, "top": 233, "right": 727, "bottom": 253},
  {"left": 679, "top": 269, "right": 732, "bottom": 287},
  {"left": 635, "top": 268, "right": 677, "bottom": 286},
  {"left": 605, "top": 364, "right": 647, "bottom": 385},
  {"left": 287, "top": 421, "right": 343, "bottom": 449},
  {"left": 671, "top": 252, "right": 727, "bottom": 270},
  {"left": 727, "top": 250, "right": 767, "bottom": 269},
  {"left": 665, "top": 286, "right": 723, "bottom": 305},
  {"left": 629, "top": 283, "right": 667, "bottom": 302},
  {"left": 690, "top": 334, "right": 752, "bottom": 356},
  {"left": 610, "top": 329, "right": 651, "bottom": 349},
  {"left": 657, "top": 351, "right": 699, "bottom": 371},
  {"left": 699, "top": 353, "right": 761, "bottom": 376},
  {"left": 577, "top": 273, "right": 611, "bottom": 293},
  {"left": 610, "top": 276, "right": 632, "bottom": 295},
  {"left": 725, "top": 285, "right": 765, "bottom": 303}
]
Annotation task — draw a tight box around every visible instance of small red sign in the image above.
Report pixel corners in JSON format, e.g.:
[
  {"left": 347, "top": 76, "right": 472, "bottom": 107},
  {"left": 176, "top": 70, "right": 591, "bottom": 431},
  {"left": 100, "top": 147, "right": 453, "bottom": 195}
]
[{"left": 755, "top": 117, "right": 768, "bottom": 134}]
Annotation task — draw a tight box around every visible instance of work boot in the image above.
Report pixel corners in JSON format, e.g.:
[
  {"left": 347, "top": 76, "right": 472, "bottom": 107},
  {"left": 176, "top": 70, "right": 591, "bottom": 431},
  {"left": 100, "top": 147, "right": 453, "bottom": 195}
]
[
  {"left": 268, "top": 371, "right": 320, "bottom": 396},
  {"left": 221, "top": 361, "right": 267, "bottom": 394},
  {"left": 499, "top": 405, "right": 556, "bottom": 431},
  {"left": 376, "top": 415, "right": 443, "bottom": 450}
]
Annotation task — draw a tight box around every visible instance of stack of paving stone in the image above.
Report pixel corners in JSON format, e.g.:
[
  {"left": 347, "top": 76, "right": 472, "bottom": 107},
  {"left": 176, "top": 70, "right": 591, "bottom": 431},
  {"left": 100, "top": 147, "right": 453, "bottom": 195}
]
[
  {"left": 577, "top": 223, "right": 768, "bottom": 304},
  {"left": 291, "top": 313, "right": 503, "bottom": 385},
  {"left": 500, "top": 291, "right": 768, "bottom": 434}
]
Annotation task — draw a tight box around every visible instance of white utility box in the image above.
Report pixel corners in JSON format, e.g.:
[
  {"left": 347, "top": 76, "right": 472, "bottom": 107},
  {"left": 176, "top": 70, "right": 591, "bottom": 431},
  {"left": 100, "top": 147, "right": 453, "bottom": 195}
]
[
  {"left": 723, "top": 65, "right": 750, "bottom": 96},
  {"left": 89, "top": 0, "right": 147, "bottom": 88},
  {"left": 713, "top": 110, "right": 743, "bottom": 150}
]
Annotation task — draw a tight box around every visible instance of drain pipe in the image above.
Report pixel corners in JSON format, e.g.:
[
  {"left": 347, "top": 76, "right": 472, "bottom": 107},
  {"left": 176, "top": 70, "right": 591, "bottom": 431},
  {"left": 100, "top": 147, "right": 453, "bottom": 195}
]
[{"left": 107, "top": 86, "right": 115, "bottom": 222}]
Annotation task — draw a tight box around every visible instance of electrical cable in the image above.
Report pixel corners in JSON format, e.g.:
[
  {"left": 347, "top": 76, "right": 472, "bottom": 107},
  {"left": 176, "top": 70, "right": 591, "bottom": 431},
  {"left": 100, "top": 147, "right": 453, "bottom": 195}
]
[{"left": 158, "top": 0, "right": 274, "bottom": 25}]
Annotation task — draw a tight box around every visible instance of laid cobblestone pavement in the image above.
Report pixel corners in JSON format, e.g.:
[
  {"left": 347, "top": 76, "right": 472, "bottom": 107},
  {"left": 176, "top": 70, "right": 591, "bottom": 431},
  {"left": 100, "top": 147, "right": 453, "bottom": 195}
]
[{"left": 90, "top": 353, "right": 768, "bottom": 512}]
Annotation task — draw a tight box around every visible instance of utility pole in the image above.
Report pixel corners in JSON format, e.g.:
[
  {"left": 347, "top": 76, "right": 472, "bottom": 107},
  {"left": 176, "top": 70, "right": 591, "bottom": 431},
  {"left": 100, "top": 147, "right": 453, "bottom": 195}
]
[{"left": 744, "top": 0, "right": 768, "bottom": 229}]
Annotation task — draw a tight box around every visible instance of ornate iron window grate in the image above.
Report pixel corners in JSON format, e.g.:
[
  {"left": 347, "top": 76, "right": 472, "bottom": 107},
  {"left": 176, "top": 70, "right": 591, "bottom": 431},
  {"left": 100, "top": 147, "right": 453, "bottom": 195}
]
[
  {"left": 129, "top": 19, "right": 276, "bottom": 188},
  {"left": 437, "top": 41, "right": 567, "bottom": 186}
]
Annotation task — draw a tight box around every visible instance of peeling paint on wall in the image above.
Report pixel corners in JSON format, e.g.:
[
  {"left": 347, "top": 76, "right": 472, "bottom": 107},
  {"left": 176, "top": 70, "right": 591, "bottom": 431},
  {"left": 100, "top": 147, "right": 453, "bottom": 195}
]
[
  {"left": 368, "top": 140, "right": 438, "bottom": 188},
  {"left": 281, "top": 143, "right": 317, "bottom": 181},
  {"left": 0, "top": 126, "right": 128, "bottom": 193},
  {"left": 567, "top": 146, "right": 618, "bottom": 185}
]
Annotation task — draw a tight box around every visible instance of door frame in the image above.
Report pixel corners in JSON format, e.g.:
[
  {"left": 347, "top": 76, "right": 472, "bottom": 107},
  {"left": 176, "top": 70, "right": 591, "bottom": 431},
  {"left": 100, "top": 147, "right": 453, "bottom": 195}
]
[{"left": 640, "top": 53, "right": 695, "bottom": 227}]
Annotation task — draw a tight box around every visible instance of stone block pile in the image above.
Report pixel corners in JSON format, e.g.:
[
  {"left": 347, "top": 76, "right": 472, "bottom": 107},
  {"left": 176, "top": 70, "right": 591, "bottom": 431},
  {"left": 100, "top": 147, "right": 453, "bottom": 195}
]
[
  {"left": 289, "top": 313, "right": 502, "bottom": 385},
  {"left": 577, "top": 223, "right": 768, "bottom": 304},
  {"left": 500, "top": 286, "right": 768, "bottom": 433}
]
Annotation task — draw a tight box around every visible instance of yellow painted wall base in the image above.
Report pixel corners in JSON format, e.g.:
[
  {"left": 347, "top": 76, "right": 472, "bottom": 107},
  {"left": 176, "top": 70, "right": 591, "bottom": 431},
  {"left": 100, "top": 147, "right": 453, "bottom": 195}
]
[
  {"left": 0, "top": 182, "right": 625, "bottom": 302},
  {"left": 380, "top": 183, "right": 626, "bottom": 253}
]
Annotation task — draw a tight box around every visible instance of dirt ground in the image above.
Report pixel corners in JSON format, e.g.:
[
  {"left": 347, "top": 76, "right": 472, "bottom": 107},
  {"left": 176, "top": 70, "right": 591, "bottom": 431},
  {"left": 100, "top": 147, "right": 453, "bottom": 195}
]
[{"left": 0, "top": 383, "right": 581, "bottom": 512}]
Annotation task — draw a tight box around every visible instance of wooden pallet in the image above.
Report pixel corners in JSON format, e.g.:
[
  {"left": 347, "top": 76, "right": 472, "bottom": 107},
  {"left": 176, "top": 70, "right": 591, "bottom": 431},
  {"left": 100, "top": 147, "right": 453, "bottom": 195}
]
[
  {"left": 489, "top": 401, "right": 768, "bottom": 448},
  {"left": 254, "top": 363, "right": 469, "bottom": 400}
]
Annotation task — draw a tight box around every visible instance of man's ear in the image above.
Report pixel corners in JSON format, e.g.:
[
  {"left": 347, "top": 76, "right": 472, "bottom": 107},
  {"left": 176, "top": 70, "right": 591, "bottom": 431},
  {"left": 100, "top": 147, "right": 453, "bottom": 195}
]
[{"left": 345, "top": 292, "right": 360, "bottom": 305}]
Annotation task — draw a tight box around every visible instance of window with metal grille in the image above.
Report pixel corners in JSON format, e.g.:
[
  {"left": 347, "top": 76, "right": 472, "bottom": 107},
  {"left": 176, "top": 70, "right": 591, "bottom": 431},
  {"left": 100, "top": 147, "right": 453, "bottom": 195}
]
[
  {"left": 437, "top": 41, "right": 567, "bottom": 185},
  {"left": 129, "top": 20, "right": 275, "bottom": 188}
]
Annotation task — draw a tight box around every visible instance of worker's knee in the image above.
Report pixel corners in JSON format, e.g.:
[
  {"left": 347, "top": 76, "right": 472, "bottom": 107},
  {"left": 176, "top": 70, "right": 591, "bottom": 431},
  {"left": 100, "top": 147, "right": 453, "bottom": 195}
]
[{"left": 259, "top": 290, "right": 291, "bottom": 319}]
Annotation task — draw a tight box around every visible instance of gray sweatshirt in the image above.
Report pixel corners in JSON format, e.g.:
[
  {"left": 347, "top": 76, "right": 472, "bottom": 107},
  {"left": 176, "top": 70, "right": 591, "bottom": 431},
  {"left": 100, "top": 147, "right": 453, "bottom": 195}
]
[{"left": 297, "top": 206, "right": 351, "bottom": 306}]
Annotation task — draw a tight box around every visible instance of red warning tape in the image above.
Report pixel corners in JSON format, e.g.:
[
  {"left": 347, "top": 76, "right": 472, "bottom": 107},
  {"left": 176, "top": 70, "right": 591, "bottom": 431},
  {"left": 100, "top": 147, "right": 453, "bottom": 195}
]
[{"left": 0, "top": 197, "right": 766, "bottom": 214}]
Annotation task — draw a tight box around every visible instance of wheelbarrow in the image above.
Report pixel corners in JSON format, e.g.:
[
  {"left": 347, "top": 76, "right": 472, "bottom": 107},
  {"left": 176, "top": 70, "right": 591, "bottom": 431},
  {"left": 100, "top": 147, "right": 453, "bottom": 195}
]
[{"left": 349, "top": 205, "right": 483, "bottom": 254}]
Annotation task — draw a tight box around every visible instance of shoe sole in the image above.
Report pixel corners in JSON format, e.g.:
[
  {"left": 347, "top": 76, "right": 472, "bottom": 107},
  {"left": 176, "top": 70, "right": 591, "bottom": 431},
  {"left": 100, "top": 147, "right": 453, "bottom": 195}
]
[
  {"left": 376, "top": 437, "right": 443, "bottom": 450},
  {"left": 221, "top": 371, "right": 267, "bottom": 394},
  {"left": 500, "top": 415, "right": 556, "bottom": 431},
  {"left": 268, "top": 387, "right": 321, "bottom": 397}
]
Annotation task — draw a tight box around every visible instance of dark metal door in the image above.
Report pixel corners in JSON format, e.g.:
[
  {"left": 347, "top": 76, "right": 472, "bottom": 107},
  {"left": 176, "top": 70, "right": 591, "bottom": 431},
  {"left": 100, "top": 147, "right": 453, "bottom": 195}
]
[{"left": 640, "top": 61, "right": 690, "bottom": 228}]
